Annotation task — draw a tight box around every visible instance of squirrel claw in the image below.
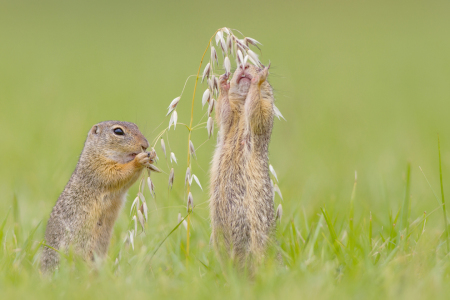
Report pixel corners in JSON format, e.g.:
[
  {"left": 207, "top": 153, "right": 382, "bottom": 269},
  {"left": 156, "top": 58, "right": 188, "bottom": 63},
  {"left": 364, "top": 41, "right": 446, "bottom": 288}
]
[
  {"left": 253, "top": 65, "right": 269, "bottom": 84},
  {"left": 219, "top": 72, "right": 230, "bottom": 82},
  {"left": 219, "top": 73, "right": 231, "bottom": 91}
]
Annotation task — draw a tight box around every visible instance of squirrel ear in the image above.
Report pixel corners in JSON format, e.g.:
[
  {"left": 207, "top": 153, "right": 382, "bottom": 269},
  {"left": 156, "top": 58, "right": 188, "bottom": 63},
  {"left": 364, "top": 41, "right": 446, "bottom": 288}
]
[{"left": 90, "top": 125, "right": 100, "bottom": 135}]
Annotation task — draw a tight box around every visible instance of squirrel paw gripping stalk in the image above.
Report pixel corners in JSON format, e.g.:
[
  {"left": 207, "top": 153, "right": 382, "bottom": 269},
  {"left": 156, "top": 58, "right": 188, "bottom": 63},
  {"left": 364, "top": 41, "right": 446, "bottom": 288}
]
[
  {"left": 41, "top": 121, "right": 155, "bottom": 273},
  {"left": 210, "top": 64, "right": 276, "bottom": 269}
]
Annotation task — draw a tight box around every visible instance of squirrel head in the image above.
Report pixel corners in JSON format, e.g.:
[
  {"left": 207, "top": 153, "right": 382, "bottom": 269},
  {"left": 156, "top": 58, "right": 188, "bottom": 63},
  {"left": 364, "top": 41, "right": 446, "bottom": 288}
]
[
  {"left": 229, "top": 64, "right": 270, "bottom": 99},
  {"left": 84, "top": 121, "right": 149, "bottom": 164}
]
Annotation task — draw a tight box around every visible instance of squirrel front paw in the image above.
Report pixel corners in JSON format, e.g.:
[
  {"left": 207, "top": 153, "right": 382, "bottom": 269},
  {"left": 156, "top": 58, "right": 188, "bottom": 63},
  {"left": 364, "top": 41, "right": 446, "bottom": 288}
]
[
  {"left": 135, "top": 152, "right": 152, "bottom": 167},
  {"left": 135, "top": 151, "right": 161, "bottom": 173},
  {"left": 219, "top": 73, "right": 230, "bottom": 91},
  {"left": 251, "top": 65, "right": 270, "bottom": 85}
]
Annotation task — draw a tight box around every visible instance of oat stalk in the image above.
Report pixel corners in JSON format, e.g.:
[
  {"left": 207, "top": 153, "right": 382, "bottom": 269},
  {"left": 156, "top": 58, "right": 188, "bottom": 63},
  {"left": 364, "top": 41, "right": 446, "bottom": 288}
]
[
  {"left": 183, "top": 29, "right": 222, "bottom": 262},
  {"left": 153, "top": 27, "right": 282, "bottom": 266}
]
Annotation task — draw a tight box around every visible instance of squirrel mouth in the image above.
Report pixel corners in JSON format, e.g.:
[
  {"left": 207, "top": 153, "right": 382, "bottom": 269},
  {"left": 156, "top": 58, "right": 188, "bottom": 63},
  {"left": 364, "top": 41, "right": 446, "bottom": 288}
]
[
  {"left": 126, "top": 152, "right": 139, "bottom": 162},
  {"left": 237, "top": 72, "right": 252, "bottom": 84}
]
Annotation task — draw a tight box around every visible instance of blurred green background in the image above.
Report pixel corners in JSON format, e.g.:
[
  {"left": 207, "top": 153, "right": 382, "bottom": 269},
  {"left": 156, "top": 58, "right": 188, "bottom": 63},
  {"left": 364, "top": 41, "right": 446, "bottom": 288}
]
[
  {"left": 2, "top": 0, "right": 450, "bottom": 226},
  {"left": 1, "top": 0, "right": 450, "bottom": 298}
]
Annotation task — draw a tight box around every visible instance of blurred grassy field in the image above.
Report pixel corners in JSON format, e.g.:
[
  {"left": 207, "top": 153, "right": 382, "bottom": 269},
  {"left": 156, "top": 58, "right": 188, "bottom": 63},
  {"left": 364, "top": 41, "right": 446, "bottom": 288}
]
[{"left": 2, "top": 0, "right": 450, "bottom": 299}]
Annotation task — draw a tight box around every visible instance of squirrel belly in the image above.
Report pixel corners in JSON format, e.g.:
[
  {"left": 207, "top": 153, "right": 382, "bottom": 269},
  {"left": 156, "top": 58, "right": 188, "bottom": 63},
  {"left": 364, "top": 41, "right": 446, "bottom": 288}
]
[
  {"left": 210, "top": 64, "right": 276, "bottom": 267},
  {"left": 41, "top": 121, "right": 155, "bottom": 273}
]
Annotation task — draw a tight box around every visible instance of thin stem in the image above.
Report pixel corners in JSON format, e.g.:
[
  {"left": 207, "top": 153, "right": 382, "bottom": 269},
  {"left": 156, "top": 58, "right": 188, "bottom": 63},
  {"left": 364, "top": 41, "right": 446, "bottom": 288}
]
[
  {"left": 191, "top": 122, "right": 208, "bottom": 130},
  {"left": 152, "top": 123, "right": 192, "bottom": 148},
  {"left": 349, "top": 171, "right": 357, "bottom": 249},
  {"left": 185, "top": 30, "right": 219, "bottom": 264},
  {"left": 419, "top": 166, "right": 442, "bottom": 206},
  {"left": 180, "top": 75, "right": 199, "bottom": 97},
  {"left": 186, "top": 214, "right": 191, "bottom": 258},
  {"left": 438, "top": 135, "right": 449, "bottom": 253}
]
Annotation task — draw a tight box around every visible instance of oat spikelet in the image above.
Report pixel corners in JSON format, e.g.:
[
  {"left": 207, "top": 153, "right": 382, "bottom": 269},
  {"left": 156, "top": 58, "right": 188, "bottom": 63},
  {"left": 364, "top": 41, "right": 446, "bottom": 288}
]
[
  {"left": 161, "top": 139, "right": 166, "bottom": 157},
  {"left": 220, "top": 38, "right": 227, "bottom": 55},
  {"left": 247, "top": 50, "right": 260, "bottom": 67},
  {"left": 276, "top": 204, "right": 283, "bottom": 222},
  {"left": 169, "top": 110, "right": 178, "bottom": 130},
  {"left": 178, "top": 213, "right": 188, "bottom": 230},
  {"left": 168, "top": 168, "right": 175, "bottom": 189},
  {"left": 215, "top": 31, "right": 223, "bottom": 45},
  {"left": 130, "top": 196, "right": 139, "bottom": 215},
  {"left": 273, "top": 104, "right": 285, "bottom": 120},
  {"left": 202, "top": 62, "right": 211, "bottom": 83},
  {"left": 167, "top": 97, "right": 180, "bottom": 116},
  {"left": 247, "top": 54, "right": 259, "bottom": 67},
  {"left": 274, "top": 184, "right": 283, "bottom": 200},
  {"left": 187, "top": 192, "right": 193, "bottom": 212},
  {"left": 129, "top": 231, "right": 134, "bottom": 250},
  {"left": 142, "top": 201, "right": 148, "bottom": 221},
  {"left": 132, "top": 215, "right": 137, "bottom": 233},
  {"left": 207, "top": 78, "right": 214, "bottom": 92},
  {"left": 269, "top": 164, "right": 278, "bottom": 182},
  {"left": 147, "top": 177, "right": 154, "bottom": 198},
  {"left": 192, "top": 174, "right": 203, "bottom": 190},
  {"left": 170, "top": 152, "right": 177, "bottom": 164},
  {"left": 189, "top": 140, "right": 196, "bottom": 159},
  {"left": 245, "top": 37, "right": 262, "bottom": 49},
  {"left": 226, "top": 35, "right": 232, "bottom": 54},
  {"left": 185, "top": 167, "right": 191, "bottom": 187},
  {"left": 207, "top": 117, "right": 214, "bottom": 138},
  {"left": 202, "top": 89, "right": 211, "bottom": 108},
  {"left": 237, "top": 50, "right": 244, "bottom": 69},
  {"left": 224, "top": 56, "right": 231, "bottom": 74},
  {"left": 211, "top": 46, "right": 218, "bottom": 66},
  {"left": 137, "top": 210, "right": 145, "bottom": 231},
  {"left": 221, "top": 27, "right": 230, "bottom": 35},
  {"left": 147, "top": 164, "right": 161, "bottom": 173},
  {"left": 208, "top": 98, "right": 215, "bottom": 116},
  {"left": 212, "top": 75, "right": 219, "bottom": 94}
]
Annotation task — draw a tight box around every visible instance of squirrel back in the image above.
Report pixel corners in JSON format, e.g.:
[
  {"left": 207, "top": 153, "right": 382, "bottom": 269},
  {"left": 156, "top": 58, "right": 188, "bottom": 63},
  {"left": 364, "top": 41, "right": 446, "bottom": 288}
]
[{"left": 41, "top": 121, "right": 154, "bottom": 273}]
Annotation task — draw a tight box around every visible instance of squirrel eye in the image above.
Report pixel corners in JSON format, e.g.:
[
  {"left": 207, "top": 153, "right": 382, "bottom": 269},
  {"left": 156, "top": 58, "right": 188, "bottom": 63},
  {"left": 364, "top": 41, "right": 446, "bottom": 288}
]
[{"left": 113, "top": 128, "right": 124, "bottom": 136}]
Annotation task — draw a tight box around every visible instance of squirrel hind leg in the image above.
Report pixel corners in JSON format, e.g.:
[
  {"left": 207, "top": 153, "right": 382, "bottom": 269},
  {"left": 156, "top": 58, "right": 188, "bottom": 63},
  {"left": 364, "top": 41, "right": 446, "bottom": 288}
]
[{"left": 41, "top": 246, "right": 60, "bottom": 274}]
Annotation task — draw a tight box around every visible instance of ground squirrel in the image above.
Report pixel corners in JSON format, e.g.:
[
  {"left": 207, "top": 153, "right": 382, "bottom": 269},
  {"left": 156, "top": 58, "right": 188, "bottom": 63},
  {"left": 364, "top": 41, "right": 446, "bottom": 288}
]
[
  {"left": 210, "top": 64, "right": 275, "bottom": 268},
  {"left": 41, "top": 121, "right": 156, "bottom": 273}
]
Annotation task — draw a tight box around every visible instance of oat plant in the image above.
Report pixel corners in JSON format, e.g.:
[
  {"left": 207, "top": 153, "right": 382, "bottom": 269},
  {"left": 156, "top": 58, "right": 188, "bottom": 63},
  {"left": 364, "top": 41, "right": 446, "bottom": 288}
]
[{"left": 146, "top": 27, "right": 285, "bottom": 262}]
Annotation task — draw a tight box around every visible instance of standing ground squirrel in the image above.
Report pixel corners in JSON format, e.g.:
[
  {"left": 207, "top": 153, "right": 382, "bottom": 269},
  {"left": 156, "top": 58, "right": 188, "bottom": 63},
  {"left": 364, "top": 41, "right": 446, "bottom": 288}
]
[
  {"left": 41, "top": 121, "right": 156, "bottom": 273},
  {"left": 210, "top": 64, "right": 275, "bottom": 268}
]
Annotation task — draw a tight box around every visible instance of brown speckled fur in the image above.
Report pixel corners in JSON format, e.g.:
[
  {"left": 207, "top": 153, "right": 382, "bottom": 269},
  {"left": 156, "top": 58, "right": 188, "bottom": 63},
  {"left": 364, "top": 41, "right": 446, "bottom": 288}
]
[
  {"left": 210, "top": 64, "right": 275, "bottom": 268},
  {"left": 41, "top": 121, "right": 153, "bottom": 273}
]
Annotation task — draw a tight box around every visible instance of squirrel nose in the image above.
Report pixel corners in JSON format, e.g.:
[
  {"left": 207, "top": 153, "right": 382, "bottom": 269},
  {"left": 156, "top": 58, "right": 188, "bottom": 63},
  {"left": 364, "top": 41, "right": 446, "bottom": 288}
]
[
  {"left": 141, "top": 138, "right": 149, "bottom": 151},
  {"left": 239, "top": 64, "right": 249, "bottom": 70}
]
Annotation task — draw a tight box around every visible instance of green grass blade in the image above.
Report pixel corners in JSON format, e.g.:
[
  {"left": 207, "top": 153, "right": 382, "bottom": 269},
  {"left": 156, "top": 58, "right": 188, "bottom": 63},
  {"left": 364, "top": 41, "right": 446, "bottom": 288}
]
[
  {"left": 307, "top": 215, "right": 324, "bottom": 260},
  {"left": 349, "top": 171, "right": 357, "bottom": 249},
  {"left": 0, "top": 208, "right": 11, "bottom": 246},
  {"left": 399, "top": 163, "right": 411, "bottom": 249},
  {"left": 438, "top": 135, "right": 449, "bottom": 253},
  {"left": 369, "top": 211, "right": 373, "bottom": 250},
  {"left": 321, "top": 208, "right": 342, "bottom": 259},
  {"left": 149, "top": 210, "right": 192, "bottom": 261}
]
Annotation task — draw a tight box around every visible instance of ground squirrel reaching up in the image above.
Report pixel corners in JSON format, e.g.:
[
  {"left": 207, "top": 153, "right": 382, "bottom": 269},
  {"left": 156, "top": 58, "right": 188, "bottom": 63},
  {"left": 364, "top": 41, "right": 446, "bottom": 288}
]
[
  {"left": 41, "top": 121, "right": 157, "bottom": 273},
  {"left": 210, "top": 64, "right": 276, "bottom": 268}
]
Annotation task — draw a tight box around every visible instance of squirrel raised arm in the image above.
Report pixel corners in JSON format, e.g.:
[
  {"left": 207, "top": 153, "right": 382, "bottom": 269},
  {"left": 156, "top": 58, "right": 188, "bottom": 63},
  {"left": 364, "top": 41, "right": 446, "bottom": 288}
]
[{"left": 210, "top": 64, "right": 276, "bottom": 270}]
